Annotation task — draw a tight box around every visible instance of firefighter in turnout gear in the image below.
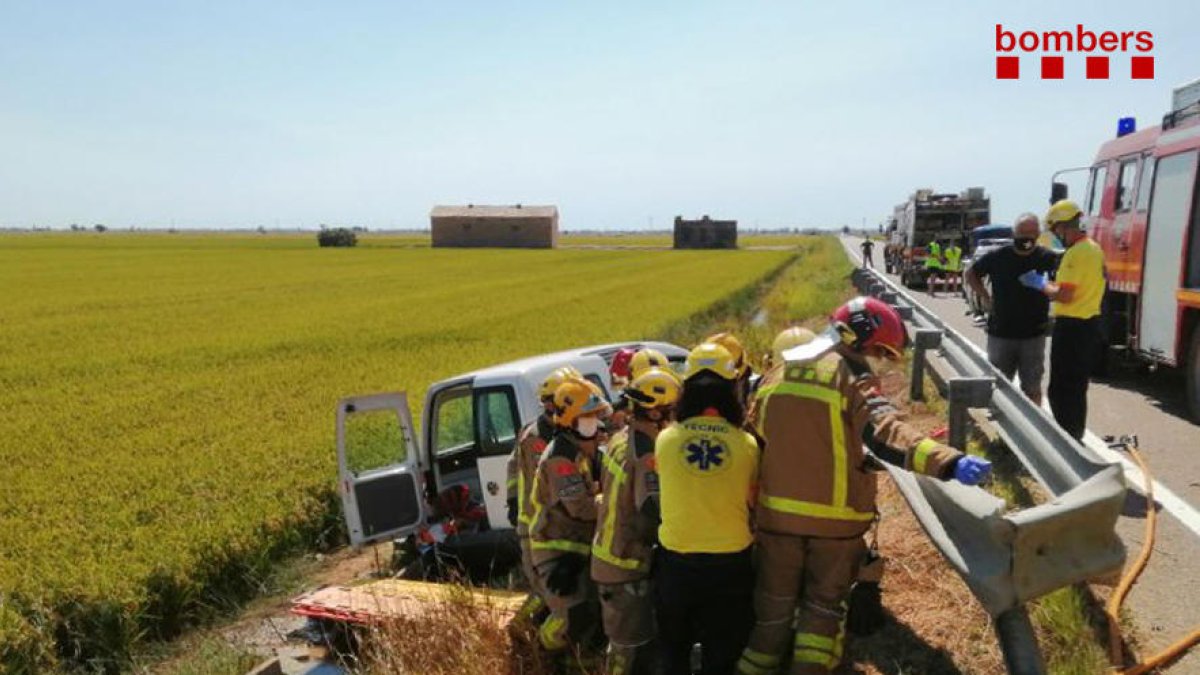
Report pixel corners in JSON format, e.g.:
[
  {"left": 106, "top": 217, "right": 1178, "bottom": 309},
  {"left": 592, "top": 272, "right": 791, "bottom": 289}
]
[
  {"left": 629, "top": 347, "right": 673, "bottom": 380},
  {"left": 592, "top": 367, "right": 680, "bottom": 675},
  {"left": 704, "top": 331, "right": 753, "bottom": 406},
  {"left": 508, "top": 365, "right": 581, "bottom": 625},
  {"left": 530, "top": 377, "right": 612, "bottom": 655},
  {"left": 737, "top": 298, "right": 992, "bottom": 675}
]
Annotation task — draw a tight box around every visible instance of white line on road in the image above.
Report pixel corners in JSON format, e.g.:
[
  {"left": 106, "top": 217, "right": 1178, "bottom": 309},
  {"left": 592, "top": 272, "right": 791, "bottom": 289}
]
[{"left": 840, "top": 237, "right": 1200, "bottom": 539}]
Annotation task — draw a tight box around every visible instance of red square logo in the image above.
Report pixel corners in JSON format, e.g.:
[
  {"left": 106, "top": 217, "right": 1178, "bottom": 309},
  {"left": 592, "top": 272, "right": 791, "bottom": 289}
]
[
  {"left": 1132, "top": 56, "right": 1154, "bottom": 80},
  {"left": 996, "top": 56, "right": 1019, "bottom": 79},
  {"left": 1086, "top": 56, "right": 1110, "bottom": 80},
  {"left": 1040, "top": 56, "right": 1064, "bottom": 79}
]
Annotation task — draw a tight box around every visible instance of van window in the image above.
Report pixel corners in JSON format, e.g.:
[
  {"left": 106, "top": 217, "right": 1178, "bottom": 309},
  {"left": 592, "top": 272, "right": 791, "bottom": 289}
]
[
  {"left": 1087, "top": 165, "right": 1109, "bottom": 216},
  {"left": 1136, "top": 156, "right": 1156, "bottom": 212},
  {"left": 433, "top": 385, "right": 474, "bottom": 455},
  {"left": 476, "top": 387, "right": 520, "bottom": 456},
  {"left": 583, "top": 373, "right": 611, "bottom": 401},
  {"left": 344, "top": 408, "right": 408, "bottom": 475},
  {"left": 1116, "top": 160, "right": 1138, "bottom": 212}
]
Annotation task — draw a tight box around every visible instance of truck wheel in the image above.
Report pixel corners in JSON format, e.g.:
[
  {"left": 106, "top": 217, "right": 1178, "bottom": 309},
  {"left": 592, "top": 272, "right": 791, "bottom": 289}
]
[{"left": 1187, "top": 327, "right": 1200, "bottom": 423}]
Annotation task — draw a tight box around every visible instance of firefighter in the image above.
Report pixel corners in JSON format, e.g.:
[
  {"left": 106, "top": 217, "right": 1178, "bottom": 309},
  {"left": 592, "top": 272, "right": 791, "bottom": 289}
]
[
  {"left": 629, "top": 347, "right": 673, "bottom": 381},
  {"left": 508, "top": 365, "right": 581, "bottom": 625},
  {"left": 765, "top": 326, "right": 817, "bottom": 372},
  {"left": 592, "top": 367, "right": 681, "bottom": 675},
  {"left": 529, "top": 377, "right": 612, "bottom": 656},
  {"left": 737, "top": 297, "right": 992, "bottom": 675},
  {"left": 1020, "top": 199, "right": 1107, "bottom": 440},
  {"left": 925, "top": 239, "right": 944, "bottom": 295},
  {"left": 655, "top": 343, "right": 762, "bottom": 675},
  {"left": 704, "top": 331, "right": 753, "bottom": 406}
]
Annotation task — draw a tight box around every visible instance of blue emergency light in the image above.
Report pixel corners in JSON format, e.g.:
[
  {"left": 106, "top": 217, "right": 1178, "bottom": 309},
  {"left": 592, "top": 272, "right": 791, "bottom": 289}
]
[{"left": 1117, "top": 117, "right": 1137, "bottom": 137}]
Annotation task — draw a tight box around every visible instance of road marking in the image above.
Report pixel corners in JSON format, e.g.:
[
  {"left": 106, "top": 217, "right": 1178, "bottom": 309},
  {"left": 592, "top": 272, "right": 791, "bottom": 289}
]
[{"left": 840, "top": 237, "right": 1200, "bottom": 539}]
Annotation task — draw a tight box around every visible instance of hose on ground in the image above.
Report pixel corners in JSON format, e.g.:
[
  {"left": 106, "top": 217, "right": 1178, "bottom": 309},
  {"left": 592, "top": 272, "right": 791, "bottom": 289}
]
[{"left": 1107, "top": 438, "right": 1200, "bottom": 674}]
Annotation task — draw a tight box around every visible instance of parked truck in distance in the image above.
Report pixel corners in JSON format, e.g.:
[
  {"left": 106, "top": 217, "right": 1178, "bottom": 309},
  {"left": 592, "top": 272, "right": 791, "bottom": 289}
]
[
  {"left": 1051, "top": 77, "right": 1200, "bottom": 421},
  {"left": 886, "top": 187, "right": 991, "bottom": 288}
]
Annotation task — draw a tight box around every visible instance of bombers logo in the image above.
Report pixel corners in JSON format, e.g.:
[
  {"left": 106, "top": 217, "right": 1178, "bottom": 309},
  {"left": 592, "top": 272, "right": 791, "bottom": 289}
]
[
  {"left": 683, "top": 437, "right": 728, "bottom": 474},
  {"left": 995, "top": 24, "right": 1154, "bottom": 80}
]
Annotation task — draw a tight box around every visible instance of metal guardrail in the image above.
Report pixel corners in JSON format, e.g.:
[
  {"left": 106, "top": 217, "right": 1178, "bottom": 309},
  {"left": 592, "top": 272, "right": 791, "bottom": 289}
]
[{"left": 851, "top": 268, "right": 1127, "bottom": 675}]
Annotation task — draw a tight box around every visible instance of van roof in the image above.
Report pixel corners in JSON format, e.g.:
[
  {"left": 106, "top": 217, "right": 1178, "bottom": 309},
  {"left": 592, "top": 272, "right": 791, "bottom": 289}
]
[{"left": 447, "top": 341, "right": 689, "bottom": 383}]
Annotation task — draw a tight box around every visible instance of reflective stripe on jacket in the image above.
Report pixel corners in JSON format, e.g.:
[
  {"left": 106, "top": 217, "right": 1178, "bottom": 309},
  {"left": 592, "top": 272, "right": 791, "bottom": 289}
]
[
  {"left": 751, "top": 350, "right": 961, "bottom": 538},
  {"left": 529, "top": 431, "right": 599, "bottom": 566},
  {"left": 510, "top": 415, "right": 554, "bottom": 537},
  {"left": 591, "top": 423, "right": 660, "bottom": 584}
]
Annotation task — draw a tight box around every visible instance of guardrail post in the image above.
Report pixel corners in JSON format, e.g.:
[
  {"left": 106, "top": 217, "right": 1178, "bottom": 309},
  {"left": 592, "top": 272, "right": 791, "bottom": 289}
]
[
  {"left": 895, "top": 305, "right": 913, "bottom": 320},
  {"left": 880, "top": 290, "right": 898, "bottom": 305},
  {"left": 910, "top": 329, "right": 942, "bottom": 402},
  {"left": 994, "top": 608, "right": 1047, "bottom": 674},
  {"left": 948, "top": 376, "right": 994, "bottom": 450}
]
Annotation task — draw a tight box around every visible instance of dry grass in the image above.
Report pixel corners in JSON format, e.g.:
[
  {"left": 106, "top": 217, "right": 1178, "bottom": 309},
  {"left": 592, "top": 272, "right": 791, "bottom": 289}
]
[{"left": 357, "top": 583, "right": 564, "bottom": 675}]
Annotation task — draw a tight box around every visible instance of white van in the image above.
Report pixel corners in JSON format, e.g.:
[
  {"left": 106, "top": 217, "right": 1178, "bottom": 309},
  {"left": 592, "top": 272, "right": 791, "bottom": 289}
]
[{"left": 336, "top": 341, "right": 688, "bottom": 550}]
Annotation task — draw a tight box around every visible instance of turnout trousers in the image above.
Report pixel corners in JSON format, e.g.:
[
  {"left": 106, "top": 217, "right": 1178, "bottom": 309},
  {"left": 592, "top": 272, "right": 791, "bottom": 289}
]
[
  {"left": 515, "top": 537, "right": 547, "bottom": 624},
  {"left": 656, "top": 547, "right": 754, "bottom": 675},
  {"left": 599, "top": 579, "right": 657, "bottom": 675},
  {"left": 1048, "top": 317, "right": 1102, "bottom": 440},
  {"left": 739, "top": 532, "right": 865, "bottom": 675},
  {"left": 536, "top": 558, "right": 601, "bottom": 653}
]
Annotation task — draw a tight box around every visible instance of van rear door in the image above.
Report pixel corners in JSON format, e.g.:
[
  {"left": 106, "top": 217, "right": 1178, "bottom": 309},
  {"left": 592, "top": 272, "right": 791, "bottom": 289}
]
[{"left": 337, "top": 392, "right": 426, "bottom": 547}]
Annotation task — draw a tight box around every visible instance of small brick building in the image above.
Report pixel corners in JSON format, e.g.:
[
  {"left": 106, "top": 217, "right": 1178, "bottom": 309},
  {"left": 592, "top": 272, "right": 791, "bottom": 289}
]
[
  {"left": 430, "top": 205, "right": 558, "bottom": 249},
  {"left": 673, "top": 215, "right": 737, "bottom": 249}
]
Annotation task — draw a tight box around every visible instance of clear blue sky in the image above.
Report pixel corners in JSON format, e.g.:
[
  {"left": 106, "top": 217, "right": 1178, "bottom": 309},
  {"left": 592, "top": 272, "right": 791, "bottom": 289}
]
[{"left": 2, "top": 1, "right": 1198, "bottom": 230}]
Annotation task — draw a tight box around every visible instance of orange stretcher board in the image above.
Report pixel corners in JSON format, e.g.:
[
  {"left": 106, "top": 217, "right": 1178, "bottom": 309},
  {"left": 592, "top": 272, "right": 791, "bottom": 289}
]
[{"left": 290, "top": 578, "right": 526, "bottom": 626}]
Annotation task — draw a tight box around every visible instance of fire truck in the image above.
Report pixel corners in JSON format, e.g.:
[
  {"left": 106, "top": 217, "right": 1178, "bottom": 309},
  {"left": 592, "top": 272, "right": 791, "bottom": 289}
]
[
  {"left": 886, "top": 187, "right": 991, "bottom": 288},
  {"left": 1051, "top": 78, "right": 1200, "bottom": 421}
]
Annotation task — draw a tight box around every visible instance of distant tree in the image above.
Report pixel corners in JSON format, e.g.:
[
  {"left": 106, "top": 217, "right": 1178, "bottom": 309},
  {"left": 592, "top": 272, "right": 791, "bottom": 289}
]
[
  {"left": 317, "top": 227, "right": 357, "bottom": 248},
  {"left": 257, "top": 226, "right": 266, "bottom": 234},
  {"left": 70, "top": 224, "right": 80, "bottom": 232},
  {"left": 94, "top": 224, "right": 107, "bottom": 233},
  {"left": 841, "top": 225, "right": 850, "bottom": 235}
]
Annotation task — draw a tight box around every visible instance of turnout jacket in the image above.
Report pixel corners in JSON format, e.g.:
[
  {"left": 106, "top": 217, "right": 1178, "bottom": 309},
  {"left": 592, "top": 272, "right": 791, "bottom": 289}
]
[
  {"left": 591, "top": 420, "right": 661, "bottom": 584},
  {"left": 751, "top": 348, "right": 962, "bottom": 539},
  {"left": 529, "top": 430, "right": 600, "bottom": 567},
  {"left": 507, "top": 414, "right": 555, "bottom": 537}
]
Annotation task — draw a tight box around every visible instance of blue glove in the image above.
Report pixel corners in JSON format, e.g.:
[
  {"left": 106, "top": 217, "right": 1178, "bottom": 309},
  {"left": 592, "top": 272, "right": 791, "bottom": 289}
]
[
  {"left": 954, "top": 456, "right": 992, "bottom": 485},
  {"left": 1017, "top": 270, "right": 1048, "bottom": 291}
]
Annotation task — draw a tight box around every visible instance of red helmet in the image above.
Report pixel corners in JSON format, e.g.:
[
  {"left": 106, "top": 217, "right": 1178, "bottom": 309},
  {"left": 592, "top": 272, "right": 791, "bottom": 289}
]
[
  {"left": 610, "top": 348, "right": 636, "bottom": 380},
  {"left": 831, "top": 296, "right": 907, "bottom": 359}
]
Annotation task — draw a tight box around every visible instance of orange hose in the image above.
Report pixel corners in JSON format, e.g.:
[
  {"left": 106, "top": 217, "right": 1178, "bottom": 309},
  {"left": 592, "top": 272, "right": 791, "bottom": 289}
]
[{"left": 1107, "top": 441, "right": 1200, "bottom": 674}]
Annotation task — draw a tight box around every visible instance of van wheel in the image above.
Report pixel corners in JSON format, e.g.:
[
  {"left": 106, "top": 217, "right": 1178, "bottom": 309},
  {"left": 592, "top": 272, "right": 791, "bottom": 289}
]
[{"left": 1187, "top": 327, "right": 1200, "bottom": 423}]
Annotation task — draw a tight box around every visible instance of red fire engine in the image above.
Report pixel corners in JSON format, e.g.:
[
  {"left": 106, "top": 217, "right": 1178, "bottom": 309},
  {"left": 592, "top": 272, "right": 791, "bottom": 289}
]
[{"left": 1052, "top": 78, "right": 1200, "bottom": 420}]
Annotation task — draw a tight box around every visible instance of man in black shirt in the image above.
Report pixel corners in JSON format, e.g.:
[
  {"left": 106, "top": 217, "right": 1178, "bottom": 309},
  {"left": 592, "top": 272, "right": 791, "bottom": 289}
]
[
  {"left": 860, "top": 238, "right": 875, "bottom": 268},
  {"left": 965, "top": 213, "right": 1059, "bottom": 404}
]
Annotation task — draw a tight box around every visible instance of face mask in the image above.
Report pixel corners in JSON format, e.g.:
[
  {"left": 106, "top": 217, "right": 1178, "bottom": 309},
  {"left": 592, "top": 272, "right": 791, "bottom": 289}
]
[
  {"left": 1013, "top": 237, "right": 1036, "bottom": 252},
  {"left": 575, "top": 416, "right": 600, "bottom": 439}
]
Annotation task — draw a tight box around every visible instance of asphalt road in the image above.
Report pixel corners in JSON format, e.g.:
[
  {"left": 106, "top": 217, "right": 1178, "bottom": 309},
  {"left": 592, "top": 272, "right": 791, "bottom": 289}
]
[{"left": 843, "top": 236, "right": 1200, "bottom": 672}]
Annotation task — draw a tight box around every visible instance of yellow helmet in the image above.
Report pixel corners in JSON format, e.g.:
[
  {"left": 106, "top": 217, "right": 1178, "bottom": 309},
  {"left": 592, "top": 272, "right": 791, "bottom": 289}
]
[
  {"left": 772, "top": 326, "right": 817, "bottom": 361},
  {"left": 629, "top": 348, "right": 670, "bottom": 379},
  {"left": 625, "top": 367, "right": 682, "bottom": 409},
  {"left": 538, "top": 366, "right": 581, "bottom": 400},
  {"left": 553, "top": 377, "right": 611, "bottom": 427},
  {"left": 704, "top": 332, "right": 749, "bottom": 376},
  {"left": 1046, "top": 199, "right": 1083, "bottom": 226},
  {"left": 684, "top": 343, "right": 740, "bottom": 381}
]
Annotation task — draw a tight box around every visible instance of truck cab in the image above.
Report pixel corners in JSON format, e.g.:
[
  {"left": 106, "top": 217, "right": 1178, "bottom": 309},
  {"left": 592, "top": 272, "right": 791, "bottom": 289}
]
[
  {"left": 1052, "top": 77, "right": 1200, "bottom": 420},
  {"left": 335, "top": 341, "right": 688, "bottom": 548}
]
